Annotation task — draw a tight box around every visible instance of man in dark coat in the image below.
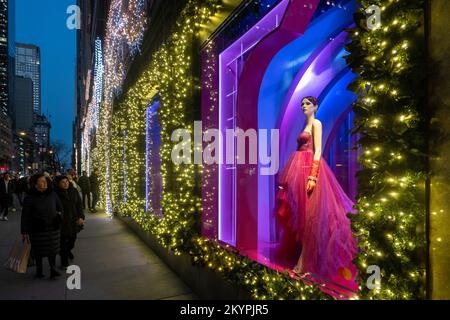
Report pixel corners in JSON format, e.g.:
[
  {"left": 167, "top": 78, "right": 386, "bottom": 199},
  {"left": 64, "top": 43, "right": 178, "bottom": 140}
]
[
  {"left": 55, "top": 176, "right": 85, "bottom": 267},
  {"left": 77, "top": 171, "right": 91, "bottom": 211},
  {"left": 19, "top": 176, "right": 31, "bottom": 196},
  {"left": 12, "top": 173, "right": 23, "bottom": 207},
  {"left": 0, "top": 172, "right": 14, "bottom": 221},
  {"left": 21, "top": 174, "right": 63, "bottom": 278},
  {"left": 89, "top": 169, "right": 99, "bottom": 213}
]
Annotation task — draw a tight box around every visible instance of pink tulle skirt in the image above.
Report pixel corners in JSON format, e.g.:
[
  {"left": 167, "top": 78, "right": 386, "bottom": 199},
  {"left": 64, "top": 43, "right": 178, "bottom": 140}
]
[{"left": 276, "top": 149, "right": 358, "bottom": 289}]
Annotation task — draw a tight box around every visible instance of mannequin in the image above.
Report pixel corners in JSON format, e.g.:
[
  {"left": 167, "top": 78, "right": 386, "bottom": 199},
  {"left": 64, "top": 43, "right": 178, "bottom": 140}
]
[{"left": 275, "top": 96, "right": 358, "bottom": 288}]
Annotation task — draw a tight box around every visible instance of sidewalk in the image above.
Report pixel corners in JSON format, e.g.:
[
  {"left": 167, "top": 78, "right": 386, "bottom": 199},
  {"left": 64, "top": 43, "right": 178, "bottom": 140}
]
[{"left": 0, "top": 208, "right": 197, "bottom": 300}]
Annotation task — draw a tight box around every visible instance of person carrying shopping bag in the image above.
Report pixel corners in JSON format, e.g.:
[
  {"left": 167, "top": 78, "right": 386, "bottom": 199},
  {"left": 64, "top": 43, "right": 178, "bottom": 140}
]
[{"left": 21, "top": 174, "right": 63, "bottom": 279}]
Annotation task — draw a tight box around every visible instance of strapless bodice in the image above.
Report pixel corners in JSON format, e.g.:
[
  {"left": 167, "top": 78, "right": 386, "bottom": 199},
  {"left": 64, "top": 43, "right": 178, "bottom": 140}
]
[{"left": 297, "top": 131, "right": 313, "bottom": 151}]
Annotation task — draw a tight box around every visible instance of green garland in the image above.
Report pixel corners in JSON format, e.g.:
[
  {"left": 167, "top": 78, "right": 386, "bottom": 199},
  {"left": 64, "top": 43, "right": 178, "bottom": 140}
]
[
  {"left": 99, "top": 0, "right": 428, "bottom": 300},
  {"left": 105, "top": 0, "right": 330, "bottom": 300},
  {"left": 345, "top": 0, "right": 427, "bottom": 299}
]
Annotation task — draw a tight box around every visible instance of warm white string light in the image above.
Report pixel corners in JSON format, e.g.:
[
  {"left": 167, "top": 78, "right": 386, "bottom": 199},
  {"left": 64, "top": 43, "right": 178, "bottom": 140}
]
[
  {"left": 100, "top": 0, "right": 147, "bottom": 215},
  {"left": 81, "top": 38, "right": 104, "bottom": 175}
]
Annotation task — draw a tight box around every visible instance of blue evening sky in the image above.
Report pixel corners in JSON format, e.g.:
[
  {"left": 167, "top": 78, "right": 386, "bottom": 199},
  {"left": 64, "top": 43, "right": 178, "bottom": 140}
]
[{"left": 15, "top": 0, "right": 76, "bottom": 163}]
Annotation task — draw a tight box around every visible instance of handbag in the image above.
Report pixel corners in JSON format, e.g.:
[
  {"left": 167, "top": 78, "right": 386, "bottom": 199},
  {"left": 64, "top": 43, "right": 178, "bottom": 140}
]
[
  {"left": 76, "top": 219, "right": 84, "bottom": 233},
  {"left": 3, "top": 239, "right": 31, "bottom": 274}
]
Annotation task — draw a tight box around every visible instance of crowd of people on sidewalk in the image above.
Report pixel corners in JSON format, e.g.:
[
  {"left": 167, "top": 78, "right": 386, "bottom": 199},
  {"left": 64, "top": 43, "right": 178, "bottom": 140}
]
[{"left": 0, "top": 169, "right": 100, "bottom": 279}]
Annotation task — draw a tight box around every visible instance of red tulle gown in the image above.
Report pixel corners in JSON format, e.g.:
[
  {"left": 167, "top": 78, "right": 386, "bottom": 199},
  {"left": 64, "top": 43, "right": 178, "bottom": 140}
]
[{"left": 276, "top": 130, "right": 358, "bottom": 290}]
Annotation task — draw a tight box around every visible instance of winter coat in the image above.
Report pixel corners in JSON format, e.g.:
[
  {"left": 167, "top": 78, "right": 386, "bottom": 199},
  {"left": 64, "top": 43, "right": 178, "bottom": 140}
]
[
  {"left": 89, "top": 173, "right": 99, "bottom": 193},
  {"left": 0, "top": 179, "right": 14, "bottom": 206},
  {"left": 19, "top": 177, "right": 31, "bottom": 195},
  {"left": 77, "top": 176, "right": 91, "bottom": 193},
  {"left": 21, "top": 188, "right": 63, "bottom": 257},
  {"left": 56, "top": 186, "right": 85, "bottom": 237},
  {"left": 11, "top": 178, "right": 21, "bottom": 194}
]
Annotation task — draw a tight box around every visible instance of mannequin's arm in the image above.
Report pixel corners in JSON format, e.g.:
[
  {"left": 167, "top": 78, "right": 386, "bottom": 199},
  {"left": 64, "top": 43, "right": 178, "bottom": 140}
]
[{"left": 313, "top": 120, "right": 322, "bottom": 161}]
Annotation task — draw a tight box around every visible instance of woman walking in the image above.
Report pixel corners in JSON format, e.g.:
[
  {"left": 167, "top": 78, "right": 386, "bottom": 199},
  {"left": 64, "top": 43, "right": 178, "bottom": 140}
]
[
  {"left": 21, "top": 174, "right": 63, "bottom": 279},
  {"left": 55, "top": 176, "right": 84, "bottom": 268}
]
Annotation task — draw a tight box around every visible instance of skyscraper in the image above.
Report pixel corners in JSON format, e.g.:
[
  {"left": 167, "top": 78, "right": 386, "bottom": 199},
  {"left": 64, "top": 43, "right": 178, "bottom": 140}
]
[
  {"left": 33, "top": 113, "right": 51, "bottom": 170},
  {"left": 0, "top": 0, "right": 14, "bottom": 170},
  {"left": 7, "top": 0, "right": 15, "bottom": 114},
  {"left": 15, "top": 43, "right": 41, "bottom": 115},
  {"left": 34, "top": 114, "right": 51, "bottom": 148},
  {"left": 14, "top": 76, "right": 34, "bottom": 132},
  {"left": 0, "top": 0, "right": 9, "bottom": 115}
]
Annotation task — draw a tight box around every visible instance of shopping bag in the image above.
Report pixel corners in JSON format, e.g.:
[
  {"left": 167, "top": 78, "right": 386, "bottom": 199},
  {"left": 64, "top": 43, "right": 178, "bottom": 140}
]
[{"left": 3, "top": 239, "right": 31, "bottom": 274}]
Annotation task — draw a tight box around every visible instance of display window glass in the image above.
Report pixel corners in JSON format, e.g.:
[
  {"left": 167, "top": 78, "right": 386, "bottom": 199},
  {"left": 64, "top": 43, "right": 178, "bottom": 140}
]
[{"left": 202, "top": 0, "right": 360, "bottom": 295}]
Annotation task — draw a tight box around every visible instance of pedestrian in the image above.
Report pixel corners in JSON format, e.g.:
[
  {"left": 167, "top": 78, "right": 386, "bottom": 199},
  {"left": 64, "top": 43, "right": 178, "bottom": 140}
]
[
  {"left": 67, "top": 169, "right": 77, "bottom": 182},
  {"left": 0, "top": 172, "right": 14, "bottom": 221},
  {"left": 12, "top": 173, "right": 23, "bottom": 208},
  {"left": 21, "top": 174, "right": 63, "bottom": 279},
  {"left": 67, "top": 173, "right": 82, "bottom": 198},
  {"left": 55, "top": 176, "right": 84, "bottom": 268},
  {"left": 21, "top": 175, "right": 31, "bottom": 195},
  {"left": 78, "top": 171, "right": 91, "bottom": 212},
  {"left": 89, "top": 169, "right": 99, "bottom": 213}
]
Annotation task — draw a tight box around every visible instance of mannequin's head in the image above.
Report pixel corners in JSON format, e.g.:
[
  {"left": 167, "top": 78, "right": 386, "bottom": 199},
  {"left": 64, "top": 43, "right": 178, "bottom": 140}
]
[{"left": 301, "top": 96, "right": 319, "bottom": 117}]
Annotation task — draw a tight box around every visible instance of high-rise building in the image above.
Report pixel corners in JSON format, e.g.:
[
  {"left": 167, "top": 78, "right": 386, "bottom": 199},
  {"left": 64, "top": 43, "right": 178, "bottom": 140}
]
[
  {"left": 12, "top": 131, "right": 34, "bottom": 175},
  {"left": 0, "top": 0, "right": 9, "bottom": 115},
  {"left": 0, "top": 0, "right": 15, "bottom": 170},
  {"left": 15, "top": 43, "right": 41, "bottom": 115},
  {"left": 0, "top": 112, "right": 13, "bottom": 169},
  {"left": 7, "top": 0, "right": 15, "bottom": 115},
  {"left": 33, "top": 114, "right": 51, "bottom": 171},
  {"left": 14, "top": 76, "right": 34, "bottom": 132},
  {"left": 34, "top": 114, "right": 51, "bottom": 148}
]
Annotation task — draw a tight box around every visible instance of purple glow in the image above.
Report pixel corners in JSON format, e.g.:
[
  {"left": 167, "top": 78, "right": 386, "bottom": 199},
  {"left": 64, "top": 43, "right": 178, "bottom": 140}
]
[
  {"left": 145, "top": 107, "right": 151, "bottom": 212},
  {"left": 201, "top": 0, "right": 359, "bottom": 295},
  {"left": 123, "top": 129, "right": 127, "bottom": 202},
  {"left": 218, "top": 0, "right": 290, "bottom": 246},
  {"left": 278, "top": 30, "right": 350, "bottom": 168},
  {"left": 145, "top": 101, "right": 162, "bottom": 216}
]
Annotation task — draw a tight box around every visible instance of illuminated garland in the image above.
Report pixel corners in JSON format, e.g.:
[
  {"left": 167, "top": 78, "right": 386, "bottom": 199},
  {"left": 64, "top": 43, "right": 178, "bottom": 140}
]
[
  {"left": 345, "top": 0, "right": 427, "bottom": 299},
  {"left": 81, "top": 38, "right": 104, "bottom": 176},
  {"left": 101, "top": 0, "right": 427, "bottom": 300},
  {"left": 93, "top": 38, "right": 104, "bottom": 131},
  {"left": 99, "top": 0, "right": 147, "bottom": 214},
  {"left": 106, "top": 0, "right": 330, "bottom": 300}
]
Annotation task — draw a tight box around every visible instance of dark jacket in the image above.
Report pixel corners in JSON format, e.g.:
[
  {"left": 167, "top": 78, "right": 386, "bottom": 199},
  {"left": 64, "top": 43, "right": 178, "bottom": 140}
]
[
  {"left": 56, "top": 186, "right": 85, "bottom": 237},
  {"left": 21, "top": 187, "right": 63, "bottom": 257},
  {"left": 0, "top": 179, "right": 14, "bottom": 205},
  {"left": 89, "top": 173, "right": 99, "bottom": 193},
  {"left": 78, "top": 175, "right": 91, "bottom": 193},
  {"left": 11, "top": 178, "right": 21, "bottom": 194},
  {"left": 18, "top": 176, "right": 30, "bottom": 195},
  {"left": 21, "top": 188, "right": 63, "bottom": 234}
]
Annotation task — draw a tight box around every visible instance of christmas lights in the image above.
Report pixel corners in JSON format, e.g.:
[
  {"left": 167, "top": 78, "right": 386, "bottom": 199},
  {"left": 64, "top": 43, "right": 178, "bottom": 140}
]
[
  {"left": 345, "top": 0, "right": 427, "bottom": 299},
  {"left": 100, "top": 0, "right": 147, "bottom": 215},
  {"left": 104, "top": 0, "right": 329, "bottom": 300},
  {"left": 94, "top": 0, "right": 426, "bottom": 300},
  {"left": 81, "top": 38, "right": 104, "bottom": 175}
]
